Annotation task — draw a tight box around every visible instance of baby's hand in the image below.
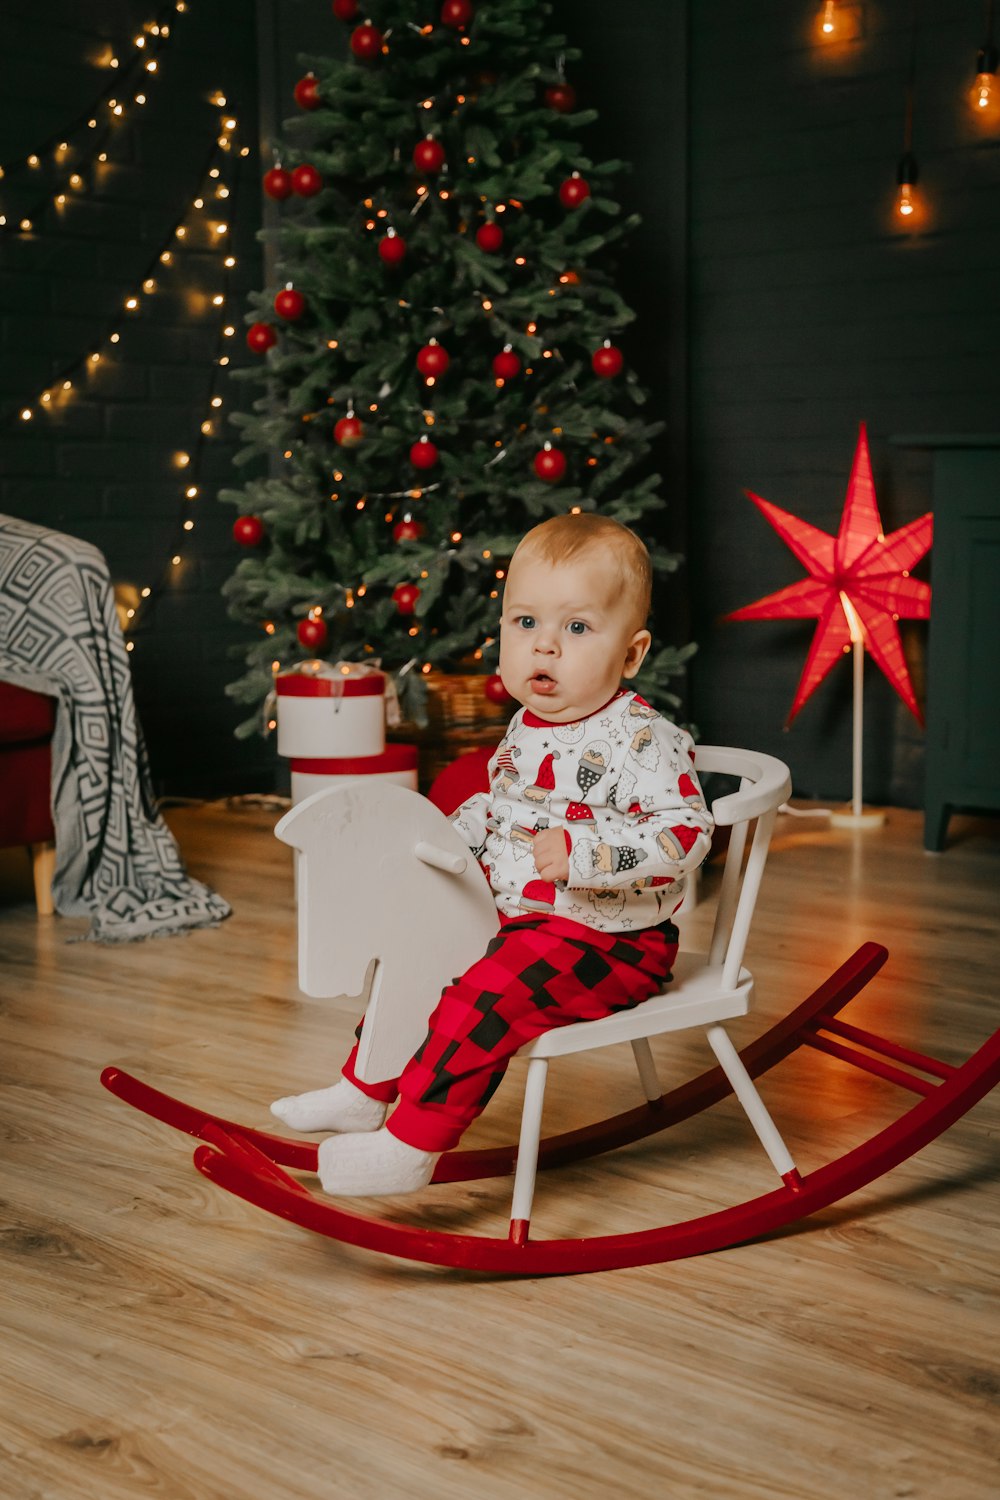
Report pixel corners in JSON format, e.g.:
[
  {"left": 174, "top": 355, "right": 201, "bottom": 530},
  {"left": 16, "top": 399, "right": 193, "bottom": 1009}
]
[{"left": 533, "top": 827, "right": 570, "bottom": 882}]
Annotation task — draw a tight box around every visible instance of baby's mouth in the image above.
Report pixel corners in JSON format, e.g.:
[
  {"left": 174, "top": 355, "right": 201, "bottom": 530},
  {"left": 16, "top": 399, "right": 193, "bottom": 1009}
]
[{"left": 530, "top": 672, "right": 556, "bottom": 692}]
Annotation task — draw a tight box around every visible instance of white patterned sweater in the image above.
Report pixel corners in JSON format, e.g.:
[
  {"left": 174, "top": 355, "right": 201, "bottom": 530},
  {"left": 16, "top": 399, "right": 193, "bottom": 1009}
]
[{"left": 451, "top": 689, "right": 715, "bottom": 932}]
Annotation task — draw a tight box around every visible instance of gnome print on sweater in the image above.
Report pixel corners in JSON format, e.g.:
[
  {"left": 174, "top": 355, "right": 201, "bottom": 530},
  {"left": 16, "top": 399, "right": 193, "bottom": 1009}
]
[{"left": 450, "top": 689, "right": 714, "bottom": 932}]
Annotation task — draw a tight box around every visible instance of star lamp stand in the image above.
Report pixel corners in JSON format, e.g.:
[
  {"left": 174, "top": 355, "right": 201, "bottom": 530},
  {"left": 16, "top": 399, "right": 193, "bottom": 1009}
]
[
  {"left": 829, "top": 622, "right": 886, "bottom": 829},
  {"left": 726, "top": 423, "right": 932, "bottom": 832}
]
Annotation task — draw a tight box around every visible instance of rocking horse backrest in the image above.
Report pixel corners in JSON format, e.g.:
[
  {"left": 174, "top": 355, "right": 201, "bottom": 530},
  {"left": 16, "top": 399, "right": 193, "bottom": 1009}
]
[{"left": 690, "top": 747, "right": 792, "bottom": 990}]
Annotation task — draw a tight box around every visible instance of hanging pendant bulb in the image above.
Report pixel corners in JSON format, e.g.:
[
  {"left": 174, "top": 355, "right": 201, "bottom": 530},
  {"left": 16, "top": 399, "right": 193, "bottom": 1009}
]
[
  {"left": 895, "top": 152, "right": 919, "bottom": 221},
  {"left": 893, "top": 5, "right": 922, "bottom": 227},
  {"left": 815, "top": 0, "right": 863, "bottom": 43},
  {"left": 969, "top": 42, "right": 999, "bottom": 116}
]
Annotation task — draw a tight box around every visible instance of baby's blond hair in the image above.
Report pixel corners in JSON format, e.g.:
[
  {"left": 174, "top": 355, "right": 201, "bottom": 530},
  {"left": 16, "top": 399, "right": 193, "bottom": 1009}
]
[{"left": 511, "top": 513, "right": 652, "bottom": 628}]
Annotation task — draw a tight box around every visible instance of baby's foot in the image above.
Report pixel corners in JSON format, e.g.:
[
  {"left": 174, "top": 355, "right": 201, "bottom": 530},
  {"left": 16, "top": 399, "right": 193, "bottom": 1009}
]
[
  {"left": 316, "top": 1129, "right": 439, "bottom": 1197},
  {"left": 270, "top": 1078, "right": 388, "bottom": 1134}
]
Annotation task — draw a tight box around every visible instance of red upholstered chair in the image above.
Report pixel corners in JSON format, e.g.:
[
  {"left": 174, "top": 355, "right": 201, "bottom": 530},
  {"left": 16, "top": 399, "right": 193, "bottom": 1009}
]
[
  {"left": 425, "top": 744, "right": 495, "bottom": 816},
  {"left": 0, "top": 681, "right": 57, "bottom": 914}
]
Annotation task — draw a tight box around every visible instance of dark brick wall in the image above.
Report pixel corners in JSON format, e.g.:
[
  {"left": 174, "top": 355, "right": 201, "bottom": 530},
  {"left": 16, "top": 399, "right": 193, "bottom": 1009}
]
[
  {"left": 0, "top": 0, "right": 269, "bottom": 798},
  {"left": 685, "top": 1, "right": 1000, "bottom": 805},
  {"left": 5, "top": 1, "right": 997, "bottom": 805}
]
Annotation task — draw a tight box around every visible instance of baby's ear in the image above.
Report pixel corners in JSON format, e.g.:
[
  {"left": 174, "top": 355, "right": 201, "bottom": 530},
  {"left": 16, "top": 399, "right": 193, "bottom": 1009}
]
[{"left": 622, "top": 628, "right": 652, "bottom": 678}]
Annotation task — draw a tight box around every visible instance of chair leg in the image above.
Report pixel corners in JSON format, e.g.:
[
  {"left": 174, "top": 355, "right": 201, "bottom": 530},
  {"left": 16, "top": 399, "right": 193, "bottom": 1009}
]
[
  {"left": 30, "top": 841, "right": 56, "bottom": 917},
  {"left": 706, "top": 1024, "right": 802, "bottom": 1191},
  {"left": 509, "top": 1056, "right": 549, "bottom": 1245},
  {"left": 631, "top": 1038, "right": 663, "bottom": 1103}
]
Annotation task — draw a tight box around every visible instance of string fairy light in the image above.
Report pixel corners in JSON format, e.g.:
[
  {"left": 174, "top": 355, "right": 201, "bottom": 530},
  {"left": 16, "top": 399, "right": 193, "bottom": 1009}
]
[
  {"left": 11, "top": 116, "right": 241, "bottom": 426},
  {"left": 0, "top": 5, "right": 188, "bottom": 236},
  {"left": 122, "top": 110, "right": 250, "bottom": 641},
  {"left": 10, "top": 101, "right": 250, "bottom": 645}
]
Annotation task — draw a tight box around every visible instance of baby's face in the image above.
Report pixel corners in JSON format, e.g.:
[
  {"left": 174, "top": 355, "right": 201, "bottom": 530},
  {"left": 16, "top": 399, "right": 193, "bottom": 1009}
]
[{"left": 498, "top": 550, "right": 651, "bottom": 723}]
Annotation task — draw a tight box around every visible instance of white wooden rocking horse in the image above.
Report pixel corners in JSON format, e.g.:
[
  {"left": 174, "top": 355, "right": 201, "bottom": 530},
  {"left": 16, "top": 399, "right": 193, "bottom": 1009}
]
[{"left": 102, "top": 745, "right": 1000, "bottom": 1276}]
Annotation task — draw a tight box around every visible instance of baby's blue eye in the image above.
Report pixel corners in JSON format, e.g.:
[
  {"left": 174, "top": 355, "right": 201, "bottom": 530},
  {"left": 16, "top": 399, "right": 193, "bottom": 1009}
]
[
  {"left": 568, "top": 620, "right": 589, "bottom": 635},
  {"left": 517, "top": 615, "right": 536, "bottom": 630}
]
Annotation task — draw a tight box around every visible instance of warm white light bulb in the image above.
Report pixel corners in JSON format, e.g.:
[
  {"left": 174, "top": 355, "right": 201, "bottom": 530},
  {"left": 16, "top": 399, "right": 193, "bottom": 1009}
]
[
  {"left": 897, "top": 183, "right": 915, "bottom": 217},
  {"left": 969, "top": 45, "right": 999, "bottom": 116},
  {"left": 971, "top": 71, "right": 996, "bottom": 110}
]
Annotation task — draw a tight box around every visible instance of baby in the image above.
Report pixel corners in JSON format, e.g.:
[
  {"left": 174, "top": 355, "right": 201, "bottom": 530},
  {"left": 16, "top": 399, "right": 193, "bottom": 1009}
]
[{"left": 272, "top": 513, "right": 714, "bottom": 1196}]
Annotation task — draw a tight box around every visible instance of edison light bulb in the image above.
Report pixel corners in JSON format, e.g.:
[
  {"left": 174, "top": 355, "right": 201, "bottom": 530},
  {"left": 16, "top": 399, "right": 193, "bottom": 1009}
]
[
  {"left": 969, "top": 45, "right": 999, "bottom": 118},
  {"left": 894, "top": 153, "right": 919, "bottom": 222},
  {"left": 969, "top": 69, "right": 1000, "bottom": 119},
  {"left": 816, "top": 0, "right": 862, "bottom": 43}
]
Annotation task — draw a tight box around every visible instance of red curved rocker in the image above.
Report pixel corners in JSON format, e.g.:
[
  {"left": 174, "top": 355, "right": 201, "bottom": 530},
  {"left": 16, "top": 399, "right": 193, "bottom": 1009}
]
[{"left": 101, "top": 747, "right": 1000, "bottom": 1276}]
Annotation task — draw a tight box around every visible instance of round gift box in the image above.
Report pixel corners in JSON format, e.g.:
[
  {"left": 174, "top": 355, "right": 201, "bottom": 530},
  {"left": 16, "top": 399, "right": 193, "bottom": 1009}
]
[
  {"left": 276, "top": 670, "right": 386, "bottom": 759},
  {"left": 290, "top": 744, "right": 419, "bottom": 805}
]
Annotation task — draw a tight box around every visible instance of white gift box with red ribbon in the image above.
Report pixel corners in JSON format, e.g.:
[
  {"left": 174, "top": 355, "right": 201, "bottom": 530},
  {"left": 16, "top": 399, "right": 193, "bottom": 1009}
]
[
  {"left": 290, "top": 744, "right": 419, "bottom": 804},
  {"left": 276, "top": 664, "right": 387, "bottom": 760}
]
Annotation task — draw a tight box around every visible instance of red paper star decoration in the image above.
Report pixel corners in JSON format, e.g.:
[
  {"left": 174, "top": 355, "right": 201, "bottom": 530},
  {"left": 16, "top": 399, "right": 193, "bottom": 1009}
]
[{"left": 726, "top": 424, "right": 933, "bottom": 725}]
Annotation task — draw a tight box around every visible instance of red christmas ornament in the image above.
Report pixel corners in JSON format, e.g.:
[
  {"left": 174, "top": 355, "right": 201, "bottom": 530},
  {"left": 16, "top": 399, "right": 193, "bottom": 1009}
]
[
  {"left": 410, "top": 437, "right": 439, "bottom": 470},
  {"left": 263, "top": 166, "right": 293, "bottom": 201},
  {"left": 592, "top": 342, "right": 624, "bottom": 378},
  {"left": 246, "top": 322, "right": 277, "bottom": 354},
  {"left": 492, "top": 346, "right": 521, "bottom": 380},
  {"left": 558, "top": 174, "right": 591, "bottom": 209},
  {"left": 416, "top": 342, "right": 450, "bottom": 378},
  {"left": 545, "top": 82, "right": 577, "bottom": 112},
  {"left": 334, "top": 415, "right": 364, "bottom": 447},
  {"left": 393, "top": 518, "right": 425, "bottom": 543},
  {"left": 350, "top": 22, "right": 383, "bottom": 59},
  {"left": 392, "top": 583, "right": 421, "bottom": 615},
  {"left": 291, "top": 163, "right": 323, "bottom": 197},
  {"left": 534, "top": 445, "right": 567, "bottom": 483},
  {"left": 441, "top": 0, "right": 474, "bottom": 29},
  {"left": 233, "top": 515, "right": 264, "bottom": 547},
  {"left": 475, "top": 222, "right": 504, "bottom": 253},
  {"left": 293, "top": 74, "right": 321, "bottom": 111},
  {"left": 274, "top": 286, "right": 306, "bottom": 321},
  {"left": 378, "top": 231, "right": 406, "bottom": 264},
  {"left": 484, "top": 673, "right": 512, "bottom": 705},
  {"left": 332, "top": 0, "right": 359, "bottom": 19},
  {"left": 297, "top": 616, "right": 329, "bottom": 650},
  {"left": 413, "top": 136, "right": 446, "bottom": 174}
]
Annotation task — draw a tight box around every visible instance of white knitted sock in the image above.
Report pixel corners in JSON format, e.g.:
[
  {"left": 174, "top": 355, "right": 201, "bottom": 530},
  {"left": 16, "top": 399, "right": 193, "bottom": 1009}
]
[
  {"left": 316, "top": 1129, "right": 439, "bottom": 1197},
  {"left": 270, "top": 1078, "right": 388, "bottom": 1134}
]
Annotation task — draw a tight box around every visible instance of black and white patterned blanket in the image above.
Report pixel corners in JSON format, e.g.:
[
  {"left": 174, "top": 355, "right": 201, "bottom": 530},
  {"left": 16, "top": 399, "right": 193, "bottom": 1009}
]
[{"left": 0, "top": 514, "right": 231, "bottom": 942}]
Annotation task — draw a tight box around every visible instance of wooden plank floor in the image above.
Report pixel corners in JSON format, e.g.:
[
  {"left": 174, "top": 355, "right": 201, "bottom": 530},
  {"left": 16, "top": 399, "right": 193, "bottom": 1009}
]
[{"left": 1, "top": 801, "right": 998, "bottom": 1500}]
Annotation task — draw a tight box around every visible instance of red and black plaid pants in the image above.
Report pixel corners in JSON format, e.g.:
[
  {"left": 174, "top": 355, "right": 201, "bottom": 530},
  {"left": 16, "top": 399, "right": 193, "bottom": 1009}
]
[{"left": 341, "top": 912, "right": 678, "bottom": 1153}]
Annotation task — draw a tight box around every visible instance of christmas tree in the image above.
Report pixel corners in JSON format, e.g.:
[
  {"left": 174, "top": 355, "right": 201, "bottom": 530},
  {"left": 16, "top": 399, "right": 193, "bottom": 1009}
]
[{"left": 222, "top": 0, "right": 693, "bottom": 735}]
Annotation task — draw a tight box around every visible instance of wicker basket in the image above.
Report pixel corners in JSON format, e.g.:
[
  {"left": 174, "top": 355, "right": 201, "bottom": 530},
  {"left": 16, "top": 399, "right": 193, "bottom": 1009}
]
[{"left": 389, "top": 670, "right": 510, "bottom": 789}]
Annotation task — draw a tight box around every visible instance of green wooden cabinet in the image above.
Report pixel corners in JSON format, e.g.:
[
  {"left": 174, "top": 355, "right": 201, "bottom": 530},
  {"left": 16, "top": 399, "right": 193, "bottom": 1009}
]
[{"left": 911, "top": 439, "right": 1000, "bottom": 850}]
